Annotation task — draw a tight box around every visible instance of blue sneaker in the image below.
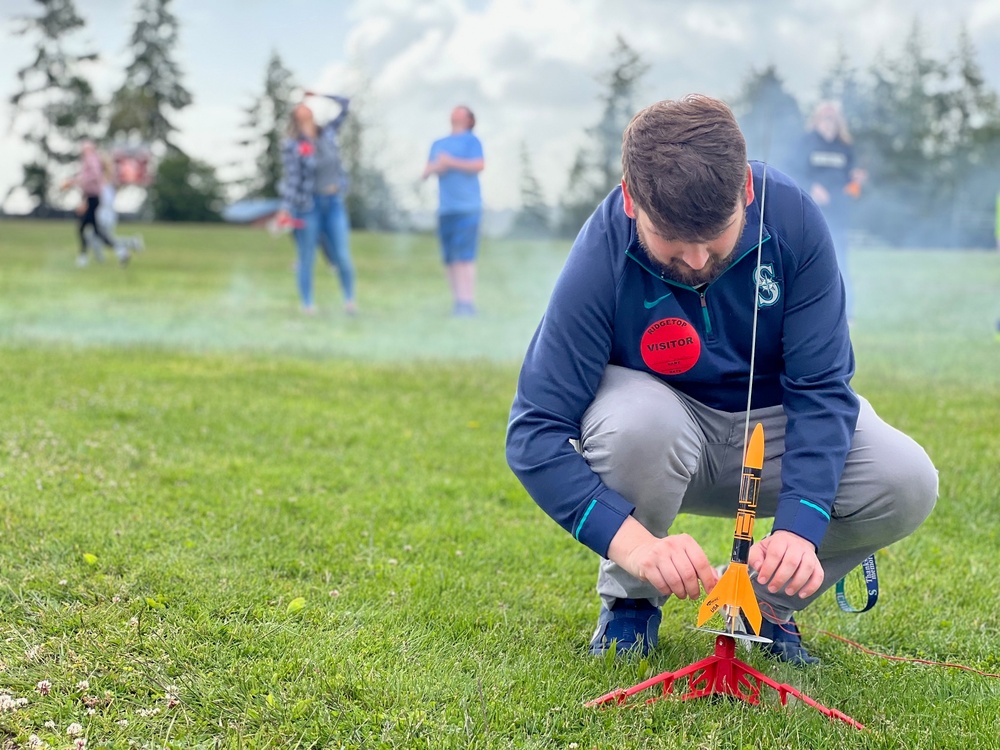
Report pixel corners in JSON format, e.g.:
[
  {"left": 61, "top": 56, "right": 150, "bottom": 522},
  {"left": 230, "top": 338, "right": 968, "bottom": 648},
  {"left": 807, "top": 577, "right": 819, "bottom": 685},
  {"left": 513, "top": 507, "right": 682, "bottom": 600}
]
[
  {"left": 758, "top": 615, "right": 820, "bottom": 666},
  {"left": 588, "top": 598, "right": 662, "bottom": 656}
]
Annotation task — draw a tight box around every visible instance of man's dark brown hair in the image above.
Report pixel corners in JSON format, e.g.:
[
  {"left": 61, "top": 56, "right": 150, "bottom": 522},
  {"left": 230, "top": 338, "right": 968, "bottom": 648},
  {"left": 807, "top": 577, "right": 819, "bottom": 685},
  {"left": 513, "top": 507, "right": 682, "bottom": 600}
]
[{"left": 622, "top": 95, "right": 748, "bottom": 241}]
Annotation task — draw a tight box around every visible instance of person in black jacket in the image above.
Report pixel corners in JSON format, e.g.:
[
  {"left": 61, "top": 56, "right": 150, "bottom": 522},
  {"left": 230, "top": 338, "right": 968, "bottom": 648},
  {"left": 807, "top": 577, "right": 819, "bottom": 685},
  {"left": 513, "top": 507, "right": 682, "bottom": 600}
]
[{"left": 797, "top": 101, "right": 866, "bottom": 321}]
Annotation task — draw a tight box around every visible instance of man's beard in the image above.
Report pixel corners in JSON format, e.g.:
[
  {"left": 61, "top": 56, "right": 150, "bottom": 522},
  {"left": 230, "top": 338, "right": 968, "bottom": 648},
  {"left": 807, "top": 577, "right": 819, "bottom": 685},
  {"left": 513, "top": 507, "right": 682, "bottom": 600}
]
[{"left": 636, "top": 218, "right": 745, "bottom": 287}]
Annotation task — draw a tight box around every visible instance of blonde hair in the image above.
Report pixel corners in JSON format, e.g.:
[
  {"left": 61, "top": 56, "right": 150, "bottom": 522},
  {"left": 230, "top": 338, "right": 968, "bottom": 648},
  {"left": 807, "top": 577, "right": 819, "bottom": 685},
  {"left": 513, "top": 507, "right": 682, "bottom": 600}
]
[{"left": 808, "top": 100, "right": 853, "bottom": 144}]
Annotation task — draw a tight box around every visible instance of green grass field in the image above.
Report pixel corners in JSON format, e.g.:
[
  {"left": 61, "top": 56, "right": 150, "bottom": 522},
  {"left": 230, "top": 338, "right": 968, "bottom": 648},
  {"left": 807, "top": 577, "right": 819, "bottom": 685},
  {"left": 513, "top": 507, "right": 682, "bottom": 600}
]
[{"left": 0, "top": 219, "right": 998, "bottom": 749}]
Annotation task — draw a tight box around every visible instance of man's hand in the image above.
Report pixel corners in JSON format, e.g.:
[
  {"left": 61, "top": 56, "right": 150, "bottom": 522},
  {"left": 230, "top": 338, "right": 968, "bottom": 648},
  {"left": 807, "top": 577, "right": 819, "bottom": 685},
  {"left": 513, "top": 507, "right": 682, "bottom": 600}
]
[
  {"left": 607, "top": 517, "right": 718, "bottom": 600},
  {"left": 748, "top": 530, "right": 824, "bottom": 599},
  {"left": 421, "top": 160, "right": 442, "bottom": 180}
]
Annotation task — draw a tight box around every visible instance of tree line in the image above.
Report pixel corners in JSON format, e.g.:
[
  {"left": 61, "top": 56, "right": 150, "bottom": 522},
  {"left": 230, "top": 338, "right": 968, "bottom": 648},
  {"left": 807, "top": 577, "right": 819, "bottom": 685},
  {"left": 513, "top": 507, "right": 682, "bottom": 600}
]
[
  {"left": 6, "top": 0, "right": 395, "bottom": 228},
  {"left": 8, "top": 3, "right": 1000, "bottom": 246},
  {"left": 515, "top": 27, "right": 1000, "bottom": 248}
]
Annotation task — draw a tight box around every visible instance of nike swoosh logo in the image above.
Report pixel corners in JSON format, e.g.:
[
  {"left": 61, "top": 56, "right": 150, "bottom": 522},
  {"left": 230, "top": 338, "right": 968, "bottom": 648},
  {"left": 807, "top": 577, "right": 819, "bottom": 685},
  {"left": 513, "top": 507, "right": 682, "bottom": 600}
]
[{"left": 643, "top": 292, "right": 673, "bottom": 309}]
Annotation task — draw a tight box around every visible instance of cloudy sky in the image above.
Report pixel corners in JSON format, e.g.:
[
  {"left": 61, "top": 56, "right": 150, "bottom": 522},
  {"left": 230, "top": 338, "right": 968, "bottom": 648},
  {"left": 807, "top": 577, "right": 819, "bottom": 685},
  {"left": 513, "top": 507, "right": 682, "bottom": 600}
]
[{"left": 2, "top": 0, "right": 1000, "bottom": 214}]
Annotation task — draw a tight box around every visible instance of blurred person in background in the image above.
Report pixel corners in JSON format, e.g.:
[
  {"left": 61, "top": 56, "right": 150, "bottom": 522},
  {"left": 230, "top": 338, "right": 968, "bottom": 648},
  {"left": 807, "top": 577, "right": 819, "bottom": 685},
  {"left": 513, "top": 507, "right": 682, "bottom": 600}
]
[
  {"left": 63, "top": 140, "right": 131, "bottom": 268},
  {"left": 86, "top": 151, "right": 144, "bottom": 261},
  {"left": 422, "top": 105, "right": 485, "bottom": 317},
  {"left": 797, "top": 101, "right": 866, "bottom": 322},
  {"left": 276, "top": 92, "right": 357, "bottom": 316}
]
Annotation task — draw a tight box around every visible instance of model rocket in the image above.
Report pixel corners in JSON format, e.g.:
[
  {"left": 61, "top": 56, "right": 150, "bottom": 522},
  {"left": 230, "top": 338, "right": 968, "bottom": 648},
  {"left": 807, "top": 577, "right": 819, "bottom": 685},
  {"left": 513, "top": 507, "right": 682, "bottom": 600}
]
[{"left": 697, "top": 422, "right": 765, "bottom": 637}]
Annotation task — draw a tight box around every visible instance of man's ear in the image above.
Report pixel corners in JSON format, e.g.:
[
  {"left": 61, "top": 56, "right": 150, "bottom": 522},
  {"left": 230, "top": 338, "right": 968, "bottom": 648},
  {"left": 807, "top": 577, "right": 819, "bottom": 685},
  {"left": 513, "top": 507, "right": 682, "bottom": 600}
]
[
  {"left": 744, "top": 164, "right": 755, "bottom": 207},
  {"left": 621, "top": 179, "right": 636, "bottom": 219}
]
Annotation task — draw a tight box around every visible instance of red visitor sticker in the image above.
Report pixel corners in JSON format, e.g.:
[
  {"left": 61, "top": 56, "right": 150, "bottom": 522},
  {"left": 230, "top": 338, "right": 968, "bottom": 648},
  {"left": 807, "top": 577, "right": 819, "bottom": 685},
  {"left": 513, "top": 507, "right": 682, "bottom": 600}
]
[{"left": 640, "top": 317, "right": 701, "bottom": 375}]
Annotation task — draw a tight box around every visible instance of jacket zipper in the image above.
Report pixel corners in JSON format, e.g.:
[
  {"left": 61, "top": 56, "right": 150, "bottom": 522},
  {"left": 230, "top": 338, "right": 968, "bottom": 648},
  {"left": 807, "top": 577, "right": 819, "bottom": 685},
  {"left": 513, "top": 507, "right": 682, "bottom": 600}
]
[{"left": 626, "top": 233, "right": 772, "bottom": 337}]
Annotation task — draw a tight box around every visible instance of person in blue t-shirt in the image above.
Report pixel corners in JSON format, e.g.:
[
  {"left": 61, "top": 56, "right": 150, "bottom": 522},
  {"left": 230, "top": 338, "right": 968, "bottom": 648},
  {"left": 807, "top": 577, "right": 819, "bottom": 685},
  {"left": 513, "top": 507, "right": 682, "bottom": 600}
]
[{"left": 422, "top": 106, "right": 485, "bottom": 317}]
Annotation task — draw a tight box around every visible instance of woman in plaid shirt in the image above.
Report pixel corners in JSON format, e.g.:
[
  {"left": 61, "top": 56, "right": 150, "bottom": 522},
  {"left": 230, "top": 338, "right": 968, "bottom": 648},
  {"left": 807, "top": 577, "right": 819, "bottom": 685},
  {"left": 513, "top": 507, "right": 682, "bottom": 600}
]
[{"left": 277, "top": 93, "right": 357, "bottom": 316}]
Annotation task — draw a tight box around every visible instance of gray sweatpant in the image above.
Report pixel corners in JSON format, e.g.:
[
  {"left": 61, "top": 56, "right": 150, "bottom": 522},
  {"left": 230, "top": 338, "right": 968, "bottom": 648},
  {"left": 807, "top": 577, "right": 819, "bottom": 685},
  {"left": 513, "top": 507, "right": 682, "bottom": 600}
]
[{"left": 579, "top": 365, "right": 938, "bottom": 621}]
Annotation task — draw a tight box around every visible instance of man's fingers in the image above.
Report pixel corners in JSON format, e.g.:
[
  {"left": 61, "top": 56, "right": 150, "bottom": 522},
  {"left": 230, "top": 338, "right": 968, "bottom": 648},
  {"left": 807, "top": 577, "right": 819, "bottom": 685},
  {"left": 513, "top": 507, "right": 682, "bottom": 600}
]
[
  {"left": 798, "top": 566, "right": 825, "bottom": 599},
  {"left": 747, "top": 540, "right": 766, "bottom": 574},
  {"left": 641, "top": 565, "right": 669, "bottom": 597},
  {"left": 671, "top": 556, "right": 702, "bottom": 600},
  {"left": 765, "top": 552, "right": 803, "bottom": 594},
  {"left": 646, "top": 558, "right": 698, "bottom": 600},
  {"left": 688, "top": 550, "right": 719, "bottom": 593},
  {"left": 782, "top": 562, "right": 816, "bottom": 597},
  {"left": 755, "top": 539, "right": 784, "bottom": 585},
  {"left": 657, "top": 561, "right": 691, "bottom": 600}
]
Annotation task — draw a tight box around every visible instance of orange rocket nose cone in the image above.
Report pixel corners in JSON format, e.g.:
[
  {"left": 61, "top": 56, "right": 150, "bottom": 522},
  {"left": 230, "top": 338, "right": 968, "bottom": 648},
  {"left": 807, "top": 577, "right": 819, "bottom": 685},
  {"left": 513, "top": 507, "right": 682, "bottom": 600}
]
[{"left": 744, "top": 423, "right": 764, "bottom": 470}]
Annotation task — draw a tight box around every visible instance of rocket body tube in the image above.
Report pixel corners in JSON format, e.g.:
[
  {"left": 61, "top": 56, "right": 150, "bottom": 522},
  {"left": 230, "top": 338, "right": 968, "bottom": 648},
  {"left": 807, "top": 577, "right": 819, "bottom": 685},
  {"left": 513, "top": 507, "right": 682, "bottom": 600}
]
[{"left": 697, "top": 423, "right": 765, "bottom": 636}]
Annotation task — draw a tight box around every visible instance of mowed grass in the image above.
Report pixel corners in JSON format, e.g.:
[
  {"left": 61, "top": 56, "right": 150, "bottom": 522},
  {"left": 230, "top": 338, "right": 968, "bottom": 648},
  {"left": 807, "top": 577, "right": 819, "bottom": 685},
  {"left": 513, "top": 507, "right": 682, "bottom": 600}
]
[{"left": 0, "top": 219, "right": 998, "bottom": 749}]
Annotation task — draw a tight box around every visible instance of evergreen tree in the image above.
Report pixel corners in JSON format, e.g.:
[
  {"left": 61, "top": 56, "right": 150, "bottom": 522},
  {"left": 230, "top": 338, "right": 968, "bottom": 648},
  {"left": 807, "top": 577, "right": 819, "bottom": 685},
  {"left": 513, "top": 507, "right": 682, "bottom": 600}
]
[
  {"left": 557, "top": 147, "right": 600, "bottom": 238},
  {"left": 558, "top": 36, "right": 648, "bottom": 237},
  {"left": 839, "top": 19, "right": 1000, "bottom": 247},
  {"left": 939, "top": 25, "right": 1000, "bottom": 245},
  {"left": 150, "top": 151, "right": 223, "bottom": 222},
  {"left": 107, "top": 0, "right": 192, "bottom": 151},
  {"left": 733, "top": 65, "right": 802, "bottom": 175},
  {"left": 8, "top": 0, "right": 100, "bottom": 212},
  {"left": 237, "top": 51, "right": 296, "bottom": 198},
  {"left": 338, "top": 81, "right": 400, "bottom": 231},
  {"left": 590, "top": 36, "right": 650, "bottom": 192},
  {"left": 511, "top": 141, "right": 550, "bottom": 237},
  {"left": 819, "top": 44, "right": 865, "bottom": 126},
  {"left": 861, "top": 21, "right": 948, "bottom": 189}
]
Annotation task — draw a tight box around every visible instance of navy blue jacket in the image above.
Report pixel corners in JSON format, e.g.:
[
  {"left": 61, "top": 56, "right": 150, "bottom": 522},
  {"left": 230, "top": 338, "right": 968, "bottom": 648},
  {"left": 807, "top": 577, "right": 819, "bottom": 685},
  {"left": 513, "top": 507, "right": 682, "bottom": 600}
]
[
  {"left": 506, "top": 162, "right": 859, "bottom": 557},
  {"left": 797, "top": 131, "right": 855, "bottom": 218}
]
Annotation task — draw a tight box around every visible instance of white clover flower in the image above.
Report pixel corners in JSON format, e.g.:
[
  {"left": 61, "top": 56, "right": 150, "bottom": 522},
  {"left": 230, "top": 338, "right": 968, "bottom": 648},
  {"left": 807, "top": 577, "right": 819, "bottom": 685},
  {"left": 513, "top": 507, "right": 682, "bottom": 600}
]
[
  {"left": 35, "top": 680, "right": 52, "bottom": 695},
  {"left": 0, "top": 693, "right": 28, "bottom": 712},
  {"left": 75, "top": 681, "right": 89, "bottom": 692},
  {"left": 66, "top": 722, "right": 83, "bottom": 736}
]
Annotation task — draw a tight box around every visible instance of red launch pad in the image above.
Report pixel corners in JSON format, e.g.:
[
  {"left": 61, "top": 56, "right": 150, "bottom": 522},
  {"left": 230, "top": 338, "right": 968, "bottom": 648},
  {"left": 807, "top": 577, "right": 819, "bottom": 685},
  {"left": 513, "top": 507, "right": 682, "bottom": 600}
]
[{"left": 586, "top": 634, "right": 864, "bottom": 730}]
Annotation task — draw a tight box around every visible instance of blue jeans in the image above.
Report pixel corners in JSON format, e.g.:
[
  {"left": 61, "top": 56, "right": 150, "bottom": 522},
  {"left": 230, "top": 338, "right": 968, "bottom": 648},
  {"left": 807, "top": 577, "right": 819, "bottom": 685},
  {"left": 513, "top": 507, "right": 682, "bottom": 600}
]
[{"left": 293, "top": 193, "right": 355, "bottom": 307}]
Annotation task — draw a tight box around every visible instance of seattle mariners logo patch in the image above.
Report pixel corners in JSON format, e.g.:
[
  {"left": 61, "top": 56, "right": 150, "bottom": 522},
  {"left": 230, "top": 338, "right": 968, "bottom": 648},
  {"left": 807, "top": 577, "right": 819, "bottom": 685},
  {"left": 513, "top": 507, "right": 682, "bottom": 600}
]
[{"left": 754, "top": 264, "right": 780, "bottom": 308}]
